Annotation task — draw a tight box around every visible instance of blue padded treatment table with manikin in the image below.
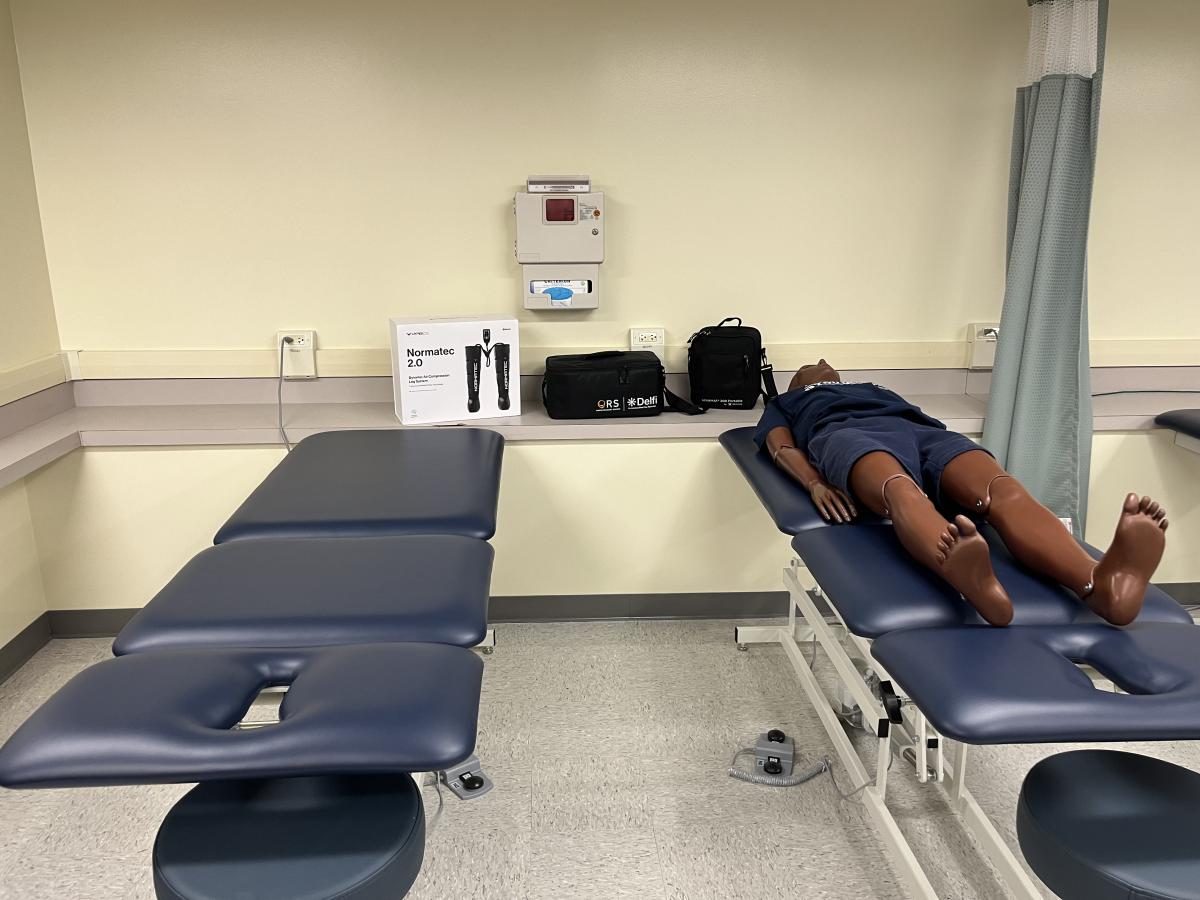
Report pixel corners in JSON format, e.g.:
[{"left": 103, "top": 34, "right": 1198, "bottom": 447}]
[
  {"left": 114, "top": 534, "right": 493, "bottom": 655},
  {"left": 215, "top": 428, "right": 505, "bottom": 543},
  {"left": 721, "top": 425, "right": 1200, "bottom": 742}
]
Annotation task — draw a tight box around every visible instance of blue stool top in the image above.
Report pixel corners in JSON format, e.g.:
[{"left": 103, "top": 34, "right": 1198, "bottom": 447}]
[{"left": 1018, "top": 750, "right": 1200, "bottom": 900}]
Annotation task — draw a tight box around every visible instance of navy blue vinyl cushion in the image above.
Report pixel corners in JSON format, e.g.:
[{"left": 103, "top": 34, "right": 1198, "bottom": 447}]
[
  {"left": 215, "top": 429, "right": 504, "bottom": 543},
  {"left": 114, "top": 536, "right": 492, "bottom": 655},
  {"left": 1018, "top": 751, "right": 1200, "bottom": 900},
  {"left": 720, "top": 427, "right": 884, "bottom": 534},
  {"left": 872, "top": 623, "right": 1200, "bottom": 744},
  {"left": 1156, "top": 409, "right": 1200, "bottom": 440},
  {"left": 0, "top": 643, "right": 482, "bottom": 787},
  {"left": 794, "top": 524, "right": 1190, "bottom": 638},
  {"left": 154, "top": 775, "right": 425, "bottom": 900}
]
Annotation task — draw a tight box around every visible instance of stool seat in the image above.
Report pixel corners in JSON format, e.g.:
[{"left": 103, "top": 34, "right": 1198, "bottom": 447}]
[
  {"left": 153, "top": 775, "right": 425, "bottom": 900},
  {"left": 1018, "top": 750, "right": 1200, "bottom": 900}
]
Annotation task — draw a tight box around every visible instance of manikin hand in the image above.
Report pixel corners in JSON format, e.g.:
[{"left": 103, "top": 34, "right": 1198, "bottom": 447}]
[{"left": 809, "top": 481, "right": 857, "bottom": 524}]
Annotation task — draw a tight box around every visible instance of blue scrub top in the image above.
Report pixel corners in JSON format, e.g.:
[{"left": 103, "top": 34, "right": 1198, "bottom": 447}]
[{"left": 753, "top": 382, "right": 946, "bottom": 451}]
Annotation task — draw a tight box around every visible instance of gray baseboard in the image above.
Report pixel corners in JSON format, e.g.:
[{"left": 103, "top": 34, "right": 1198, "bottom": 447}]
[
  {"left": 0, "top": 614, "right": 52, "bottom": 686},
  {"left": 46, "top": 608, "right": 138, "bottom": 638}
]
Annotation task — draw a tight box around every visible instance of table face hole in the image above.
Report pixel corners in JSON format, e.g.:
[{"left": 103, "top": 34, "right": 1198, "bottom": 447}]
[
  {"left": 1069, "top": 660, "right": 1115, "bottom": 692},
  {"left": 234, "top": 684, "right": 287, "bottom": 729}
]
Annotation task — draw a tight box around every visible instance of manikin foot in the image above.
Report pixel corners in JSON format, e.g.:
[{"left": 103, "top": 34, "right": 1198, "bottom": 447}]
[
  {"left": 936, "top": 515, "right": 1014, "bottom": 626},
  {"left": 1086, "top": 494, "right": 1168, "bottom": 626}
]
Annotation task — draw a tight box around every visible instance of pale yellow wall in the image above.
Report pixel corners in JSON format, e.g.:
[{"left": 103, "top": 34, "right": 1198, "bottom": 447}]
[
  {"left": 19, "top": 432, "right": 1200, "bottom": 617},
  {"left": 24, "top": 447, "right": 283, "bottom": 611},
  {"left": 1091, "top": 0, "right": 1200, "bottom": 341},
  {"left": 1086, "top": 431, "right": 1200, "bottom": 585},
  {"left": 10, "top": 0, "right": 1026, "bottom": 359},
  {"left": 0, "top": 479, "right": 47, "bottom": 644},
  {"left": 0, "top": 0, "right": 58, "bottom": 376},
  {"left": 491, "top": 441, "right": 793, "bottom": 596}
]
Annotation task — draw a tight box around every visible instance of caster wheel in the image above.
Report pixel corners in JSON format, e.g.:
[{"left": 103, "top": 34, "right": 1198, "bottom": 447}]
[
  {"left": 481, "top": 646, "right": 494, "bottom": 655},
  {"left": 737, "top": 643, "right": 749, "bottom": 652}
]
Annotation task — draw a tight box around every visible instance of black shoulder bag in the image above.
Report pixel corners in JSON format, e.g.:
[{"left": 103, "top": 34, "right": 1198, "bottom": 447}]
[{"left": 687, "top": 317, "right": 778, "bottom": 410}]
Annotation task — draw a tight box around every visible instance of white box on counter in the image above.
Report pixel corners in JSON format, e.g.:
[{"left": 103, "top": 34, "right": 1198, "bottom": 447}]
[{"left": 389, "top": 315, "right": 521, "bottom": 425}]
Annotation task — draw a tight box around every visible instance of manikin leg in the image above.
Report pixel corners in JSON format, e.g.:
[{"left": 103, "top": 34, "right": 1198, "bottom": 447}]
[
  {"left": 848, "top": 452, "right": 1014, "bottom": 625},
  {"left": 939, "top": 451, "right": 1168, "bottom": 626}
]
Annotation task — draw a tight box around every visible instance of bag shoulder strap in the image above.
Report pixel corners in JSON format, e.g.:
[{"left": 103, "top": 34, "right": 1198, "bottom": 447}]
[
  {"left": 759, "top": 349, "right": 778, "bottom": 402},
  {"left": 664, "top": 385, "right": 706, "bottom": 416}
]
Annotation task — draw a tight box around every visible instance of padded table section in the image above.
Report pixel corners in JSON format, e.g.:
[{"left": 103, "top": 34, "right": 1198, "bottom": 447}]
[
  {"left": 215, "top": 428, "right": 504, "bottom": 543},
  {"left": 1018, "top": 750, "right": 1200, "bottom": 900},
  {"left": 0, "top": 643, "right": 483, "bottom": 787},
  {"left": 154, "top": 775, "right": 425, "bottom": 900},
  {"left": 1156, "top": 408, "right": 1200, "bottom": 438},
  {"left": 871, "top": 622, "right": 1200, "bottom": 744},
  {"left": 719, "top": 426, "right": 885, "bottom": 534},
  {"left": 114, "top": 535, "right": 493, "bottom": 655},
  {"left": 793, "top": 524, "right": 1190, "bottom": 638}
]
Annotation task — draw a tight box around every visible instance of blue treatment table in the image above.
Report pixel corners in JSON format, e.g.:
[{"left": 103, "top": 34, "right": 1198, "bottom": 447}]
[
  {"left": 114, "top": 535, "right": 493, "bottom": 655},
  {"left": 0, "top": 425, "right": 504, "bottom": 898},
  {"left": 215, "top": 428, "right": 505, "bottom": 543},
  {"left": 720, "top": 426, "right": 1200, "bottom": 899},
  {"left": 1157, "top": 408, "right": 1200, "bottom": 458},
  {"left": 1155, "top": 408, "right": 1200, "bottom": 438}
]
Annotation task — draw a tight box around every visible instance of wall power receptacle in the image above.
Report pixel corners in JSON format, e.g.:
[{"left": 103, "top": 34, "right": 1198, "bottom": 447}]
[
  {"left": 276, "top": 330, "right": 317, "bottom": 380},
  {"left": 630, "top": 327, "right": 666, "bottom": 363},
  {"left": 966, "top": 322, "right": 999, "bottom": 371}
]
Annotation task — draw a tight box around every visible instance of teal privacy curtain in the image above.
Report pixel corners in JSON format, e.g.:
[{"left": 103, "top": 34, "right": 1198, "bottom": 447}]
[{"left": 983, "top": 0, "right": 1107, "bottom": 536}]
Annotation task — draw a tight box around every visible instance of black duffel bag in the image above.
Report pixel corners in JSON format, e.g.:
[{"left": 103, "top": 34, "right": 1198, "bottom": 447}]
[
  {"left": 542, "top": 350, "right": 703, "bottom": 420},
  {"left": 687, "top": 317, "right": 778, "bottom": 410}
]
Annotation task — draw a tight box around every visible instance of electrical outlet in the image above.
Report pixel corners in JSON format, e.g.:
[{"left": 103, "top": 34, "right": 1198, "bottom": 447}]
[
  {"left": 276, "top": 330, "right": 317, "bottom": 380},
  {"left": 630, "top": 327, "right": 666, "bottom": 363},
  {"left": 966, "top": 322, "right": 999, "bottom": 370}
]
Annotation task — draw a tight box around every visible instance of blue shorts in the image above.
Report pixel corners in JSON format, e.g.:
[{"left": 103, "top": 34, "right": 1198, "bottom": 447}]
[{"left": 806, "top": 416, "right": 987, "bottom": 506}]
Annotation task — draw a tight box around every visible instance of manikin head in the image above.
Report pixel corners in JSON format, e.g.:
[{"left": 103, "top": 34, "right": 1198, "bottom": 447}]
[{"left": 789, "top": 359, "right": 841, "bottom": 391}]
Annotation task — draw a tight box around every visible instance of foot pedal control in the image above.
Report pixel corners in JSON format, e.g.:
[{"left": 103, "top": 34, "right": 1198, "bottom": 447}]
[
  {"left": 441, "top": 754, "right": 494, "bottom": 800},
  {"left": 755, "top": 729, "right": 795, "bottom": 777}
]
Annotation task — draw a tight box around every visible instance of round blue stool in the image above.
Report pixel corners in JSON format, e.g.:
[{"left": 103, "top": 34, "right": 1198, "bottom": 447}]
[
  {"left": 153, "top": 775, "right": 425, "bottom": 900},
  {"left": 1018, "top": 750, "right": 1200, "bottom": 900}
]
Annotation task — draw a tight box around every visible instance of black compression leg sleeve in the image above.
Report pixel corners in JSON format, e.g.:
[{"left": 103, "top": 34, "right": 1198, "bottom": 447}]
[
  {"left": 465, "top": 345, "right": 482, "bottom": 413},
  {"left": 494, "top": 343, "right": 511, "bottom": 410}
]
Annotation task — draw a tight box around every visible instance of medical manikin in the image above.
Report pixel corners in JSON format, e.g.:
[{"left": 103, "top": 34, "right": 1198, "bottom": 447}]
[
  {"left": 465, "top": 329, "right": 511, "bottom": 414},
  {"left": 758, "top": 361, "right": 1168, "bottom": 627}
]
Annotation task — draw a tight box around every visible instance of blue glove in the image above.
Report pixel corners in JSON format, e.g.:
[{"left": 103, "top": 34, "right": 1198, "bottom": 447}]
[{"left": 542, "top": 287, "right": 574, "bottom": 302}]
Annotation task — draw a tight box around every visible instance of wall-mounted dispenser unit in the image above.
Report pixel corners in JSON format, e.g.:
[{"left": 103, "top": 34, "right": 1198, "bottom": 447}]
[{"left": 515, "top": 176, "right": 603, "bottom": 310}]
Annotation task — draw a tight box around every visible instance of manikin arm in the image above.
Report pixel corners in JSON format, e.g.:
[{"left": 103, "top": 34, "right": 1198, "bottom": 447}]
[{"left": 764, "top": 426, "right": 856, "bottom": 523}]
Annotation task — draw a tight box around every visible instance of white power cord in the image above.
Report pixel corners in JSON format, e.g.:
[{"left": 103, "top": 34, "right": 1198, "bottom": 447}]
[{"left": 277, "top": 336, "right": 293, "bottom": 452}]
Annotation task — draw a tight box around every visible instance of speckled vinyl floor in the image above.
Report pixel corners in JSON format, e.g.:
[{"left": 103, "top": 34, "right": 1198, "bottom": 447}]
[{"left": 4, "top": 622, "right": 1200, "bottom": 899}]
